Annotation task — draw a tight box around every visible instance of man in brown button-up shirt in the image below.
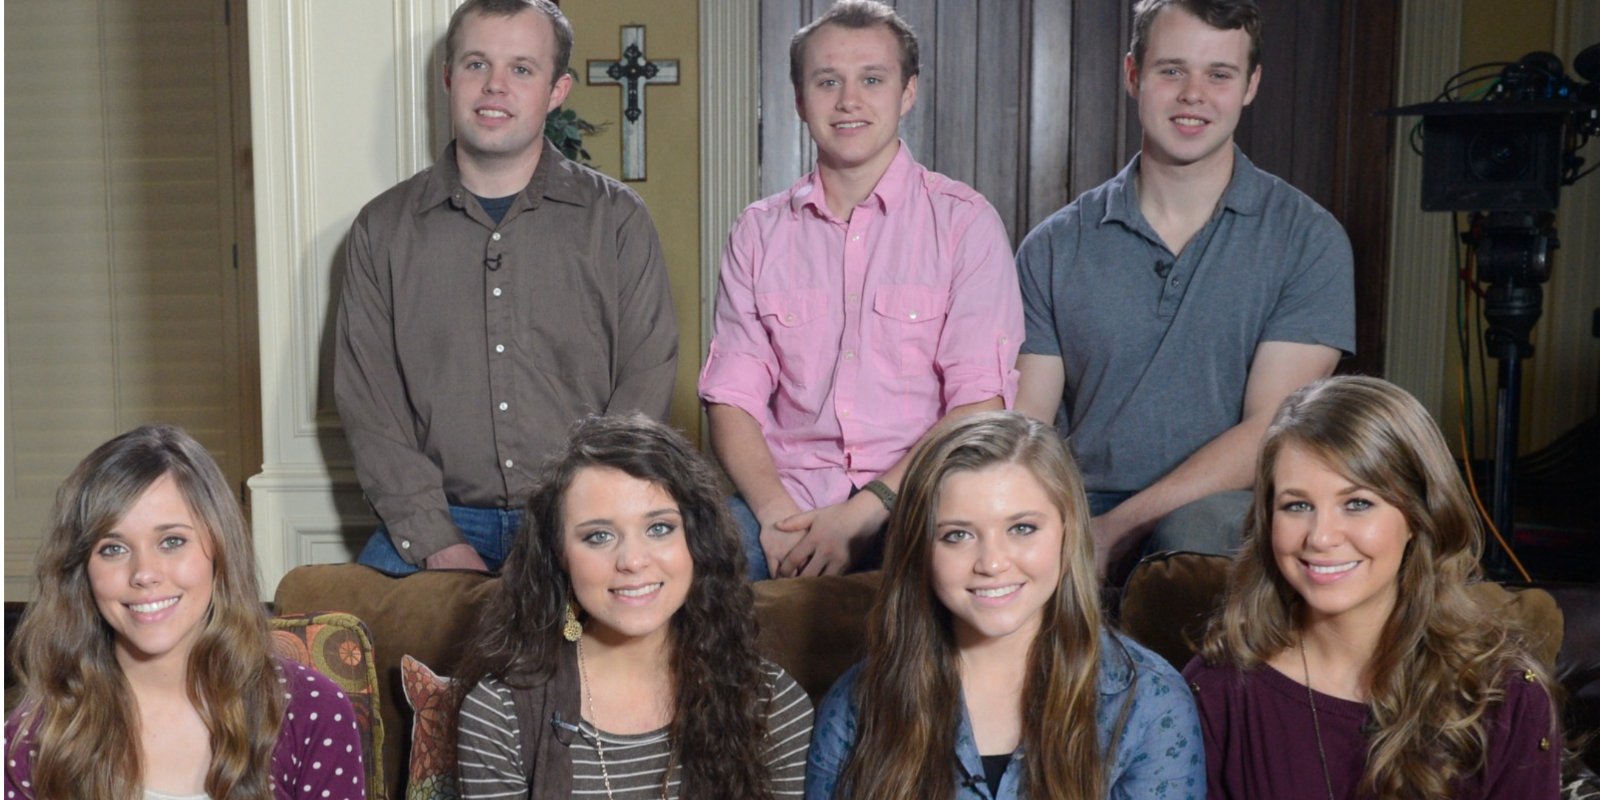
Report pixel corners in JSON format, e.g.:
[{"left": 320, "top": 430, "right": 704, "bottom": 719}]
[{"left": 335, "top": 0, "right": 676, "bottom": 574}]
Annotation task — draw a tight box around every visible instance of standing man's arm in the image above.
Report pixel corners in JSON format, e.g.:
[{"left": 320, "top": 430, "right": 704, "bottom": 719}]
[
  {"left": 335, "top": 214, "right": 484, "bottom": 570},
  {"left": 1015, "top": 354, "right": 1065, "bottom": 423},
  {"left": 605, "top": 194, "right": 678, "bottom": 419},
  {"left": 776, "top": 200, "right": 1024, "bottom": 577},
  {"left": 1091, "top": 340, "right": 1338, "bottom": 566}
]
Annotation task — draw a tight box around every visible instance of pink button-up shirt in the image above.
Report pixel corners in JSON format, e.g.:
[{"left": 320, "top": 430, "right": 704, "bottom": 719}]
[{"left": 700, "top": 144, "right": 1022, "bottom": 511}]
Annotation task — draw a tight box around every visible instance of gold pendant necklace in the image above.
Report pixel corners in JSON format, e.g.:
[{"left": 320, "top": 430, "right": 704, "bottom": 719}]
[
  {"left": 1300, "top": 642, "right": 1338, "bottom": 800},
  {"left": 576, "top": 636, "right": 670, "bottom": 800}
]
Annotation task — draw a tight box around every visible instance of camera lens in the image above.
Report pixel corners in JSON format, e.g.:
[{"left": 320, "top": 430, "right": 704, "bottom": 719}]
[{"left": 1468, "top": 132, "right": 1531, "bottom": 182}]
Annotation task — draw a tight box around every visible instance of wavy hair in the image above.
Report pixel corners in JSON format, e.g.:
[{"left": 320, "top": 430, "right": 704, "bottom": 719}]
[
  {"left": 1198, "top": 376, "right": 1554, "bottom": 798},
  {"left": 8, "top": 424, "right": 283, "bottom": 800},
  {"left": 451, "top": 413, "right": 774, "bottom": 799},
  {"left": 838, "top": 411, "right": 1110, "bottom": 799}
]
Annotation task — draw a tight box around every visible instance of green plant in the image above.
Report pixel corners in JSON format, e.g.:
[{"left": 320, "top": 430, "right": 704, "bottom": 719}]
[
  {"left": 544, "top": 106, "right": 605, "bottom": 163},
  {"left": 545, "top": 69, "right": 608, "bottom": 163}
]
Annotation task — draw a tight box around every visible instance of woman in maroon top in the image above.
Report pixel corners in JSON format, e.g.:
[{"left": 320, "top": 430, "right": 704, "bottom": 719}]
[{"left": 1183, "top": 376, "right": 1560, "bottom": 800}]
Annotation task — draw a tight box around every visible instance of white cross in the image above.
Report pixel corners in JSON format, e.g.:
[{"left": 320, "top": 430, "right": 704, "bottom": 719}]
[{"left": 586, "top": 26, "right": 680, "bottom": 181}]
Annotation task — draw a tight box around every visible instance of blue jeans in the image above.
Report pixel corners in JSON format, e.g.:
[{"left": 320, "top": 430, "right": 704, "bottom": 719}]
[
  {"left": 355, "top": 505, "right": 523, "bottom": 576},
  {"left": 729, "top": 495, "right": 770, "bottom": 581}
]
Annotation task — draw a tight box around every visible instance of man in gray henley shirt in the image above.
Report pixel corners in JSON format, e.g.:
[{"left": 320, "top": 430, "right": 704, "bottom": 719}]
[{"left": 1015, "top": 0, "right": 1354, "bottom": 575}]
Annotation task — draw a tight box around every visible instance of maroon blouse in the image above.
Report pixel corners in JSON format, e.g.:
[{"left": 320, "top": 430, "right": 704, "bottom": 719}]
[{"left": 1182, "top": 655, "right": 1560, "bottom": 799}]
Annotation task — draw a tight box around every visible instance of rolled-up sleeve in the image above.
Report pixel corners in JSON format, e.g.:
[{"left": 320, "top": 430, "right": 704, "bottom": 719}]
[
  {"left": 937, "top": 201, "right": 1023, "bottom": 410},
  {"left": 334, "top": 211, "right": 461, "bottom": 563},
  {"left": 699, "top": 213, "right": 779, "bottom": 425},
  {"left": 606, "top": 190, "right": 678, "bottom": 420}
]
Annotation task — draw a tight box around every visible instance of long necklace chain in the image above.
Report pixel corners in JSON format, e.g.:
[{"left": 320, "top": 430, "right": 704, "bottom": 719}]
[
  {"left": 575, "top": 636, "right": 669, "bottom": 800},
  {"left": 1300, "top": 642, "right": 1339, "bottom": 800}
]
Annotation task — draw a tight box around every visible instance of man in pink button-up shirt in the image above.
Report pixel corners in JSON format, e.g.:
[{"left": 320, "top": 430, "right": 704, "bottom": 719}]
[{"left": 699, "top": 0, "right": 1023, "bottom": 580}]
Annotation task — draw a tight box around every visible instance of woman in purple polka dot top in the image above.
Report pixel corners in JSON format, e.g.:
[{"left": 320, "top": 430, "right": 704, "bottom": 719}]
[{"left": 3, "top": 425, "right": 367, "bottom": 800}]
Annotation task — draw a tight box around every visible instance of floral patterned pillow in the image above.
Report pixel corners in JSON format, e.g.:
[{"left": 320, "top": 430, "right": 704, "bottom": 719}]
[
  {"left": 269, "top": 612, "right": 386, "bottom": 799},
  {"left": 400, "top": 655, "right": 458, "bottom": 800}
]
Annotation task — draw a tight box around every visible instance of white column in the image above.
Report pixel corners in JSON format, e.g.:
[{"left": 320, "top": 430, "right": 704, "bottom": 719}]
[
  {"left": 246, "top": 0, "right": 454, "bottom": 595},
  {"left": 697, "top": 0, "right": 759, "bottom": 445}
]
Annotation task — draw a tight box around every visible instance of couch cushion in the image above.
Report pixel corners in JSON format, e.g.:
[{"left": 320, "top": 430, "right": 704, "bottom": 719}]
[
  {"left": 1118, "top": 551, "right": 1564, "bottom": 671},
  {"left": 400, "top": 655, "right": 458, "bottom": 800},
  {"left": 754, "top": 572, "right": 881, "bottom": 704},
  {"left": 275, "top": 566, "right": 498, "bottom": 798},
  {"left": 269, "top": 611, "right": 386, "bottom": 800}
]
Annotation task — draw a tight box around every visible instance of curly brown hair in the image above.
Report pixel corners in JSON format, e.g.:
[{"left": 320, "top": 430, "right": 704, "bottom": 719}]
[
  {"left": 451, "top": 413, "right": 776, "bottom": 799},
  {"left": 1198, "top": 376, "right": 1556, "bottom": 798}
]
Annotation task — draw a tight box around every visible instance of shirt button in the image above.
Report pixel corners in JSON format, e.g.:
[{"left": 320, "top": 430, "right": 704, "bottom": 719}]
[
  {"left": 504, "top": 459, "right": 514, "bottom": 468},
  {"left": 399, "top": 540, "right": 411, "bottom": 550},
  {"left": 841, "top": 409, "right": 850, "bottom": 417},
  {"left": 495, "top": 344, "right": 505, "bottom": 353},
  {"left": 491, "top": 232, "right": 502, "bottom": 241},
  {"left": 851, "top": 234, "right": 861, "bottom": 241},
  {"left": 908, "top": 311, "right": 918, "bottom": 320},
  {"left": 493, "top": 287, "right": 502, "bottom": 297},
  {"left": 848, "top": 293, "right": 859, "bottom": 302},
  {"left": 784, "top": 313, "right": 795, "bottom": 322},
  {"left": 844, "top": 350, "right": 855, "bottom": 359},
  {"left": 498, "top": 402, "right": 508, "bottom": 411},
  {"left": 1170, "top": 276, "right": 1180, "bottom": 286}
]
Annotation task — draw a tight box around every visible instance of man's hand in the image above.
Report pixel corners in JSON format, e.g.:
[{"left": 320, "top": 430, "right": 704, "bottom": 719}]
[
  {"left": 423, "top": 542, "right": 491, "bottom": 572},
  {"left": 755, "top": 497, "right": 806, "bottom": 579},
  {"left": 1090, "top": 512, "right": 1146, "bottom": 582},
  {"left": 774, "top": 493, "right": 888, "bottom": 578}
]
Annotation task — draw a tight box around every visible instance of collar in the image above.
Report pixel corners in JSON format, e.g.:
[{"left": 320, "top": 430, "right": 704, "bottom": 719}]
[
  {"left": 1096, "top": 630, "right": 1138, "bottom": 695},
  {"left": 1101, "top": 144, "right": 1267, "bottom": 229},
  {"left": 417, "top": 139, "right": 592, "bottom": 215},
  {"left": 789, "top": 139, "right": 918, "bottom": 220}
]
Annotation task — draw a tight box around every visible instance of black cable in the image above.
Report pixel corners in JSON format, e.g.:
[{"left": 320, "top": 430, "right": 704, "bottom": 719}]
[{"left": 1436, "top": 62, "right": 1513, "bottom": 99}]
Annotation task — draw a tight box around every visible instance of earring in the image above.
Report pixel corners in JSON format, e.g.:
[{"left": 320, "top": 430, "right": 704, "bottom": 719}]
[{"left": 562, "top": 600, "right": 583, "bottom": 642}]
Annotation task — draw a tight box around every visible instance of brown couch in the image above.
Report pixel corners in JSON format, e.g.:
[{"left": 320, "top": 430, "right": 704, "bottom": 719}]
[{"left": 274, "top": 556, "right": 1594, "bottom": 799}]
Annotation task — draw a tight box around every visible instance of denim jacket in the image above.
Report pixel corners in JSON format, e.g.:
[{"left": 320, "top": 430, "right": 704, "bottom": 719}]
[{"left": 804, "top": 630, "right": 1205, "bottom": 799}]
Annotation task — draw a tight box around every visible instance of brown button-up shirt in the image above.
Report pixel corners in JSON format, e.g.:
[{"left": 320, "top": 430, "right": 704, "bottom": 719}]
[{"left": 335, "top": 140, "right": 677, "bottom": 563}]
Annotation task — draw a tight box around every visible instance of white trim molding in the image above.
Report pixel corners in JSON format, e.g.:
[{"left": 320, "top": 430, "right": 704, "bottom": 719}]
[
  {"left": 248, "top": 0, "right": 449, "bottom": 595},
  {"left": 697, "top": 0, "right": 760, "bottom": 445}
]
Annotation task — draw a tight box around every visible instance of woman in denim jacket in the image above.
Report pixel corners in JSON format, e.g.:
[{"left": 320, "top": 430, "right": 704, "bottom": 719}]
[{"left": 805, "top": 412, "right": 1204, "bottom": 799}]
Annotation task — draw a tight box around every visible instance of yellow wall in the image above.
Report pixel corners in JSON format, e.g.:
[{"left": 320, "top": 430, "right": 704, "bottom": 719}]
[{"left": 561, "top": 0, "right": 703, "bottom": 441}]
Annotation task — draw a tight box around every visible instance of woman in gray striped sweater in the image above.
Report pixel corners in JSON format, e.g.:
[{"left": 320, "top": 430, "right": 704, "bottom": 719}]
[{"left": 450, "top": 414, "right": 813, "bottom": 799}]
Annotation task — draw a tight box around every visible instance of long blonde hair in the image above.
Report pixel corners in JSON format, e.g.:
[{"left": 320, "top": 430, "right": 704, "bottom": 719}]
[
  {"left": 1198, "top": 376, "right": 1554, "bottom": 798},
  {"left": 838, "top": 412, "right": 1111, "bottom": 799},
  {"left": 8, "top": 424, "right": 285, "bottom": 800}
]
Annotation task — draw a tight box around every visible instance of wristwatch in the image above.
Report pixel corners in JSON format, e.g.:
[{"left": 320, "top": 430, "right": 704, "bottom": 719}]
[{"left": 862, "top": 479, "right": 896, "bottom": 512}]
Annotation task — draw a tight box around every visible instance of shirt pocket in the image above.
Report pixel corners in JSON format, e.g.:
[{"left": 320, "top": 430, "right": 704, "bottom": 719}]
[
  {"left": 872, "top": 284, "right": 949, "bottom": 375},
  {"left": 756, "top": 287, "right": 830, "bottom": 388}
]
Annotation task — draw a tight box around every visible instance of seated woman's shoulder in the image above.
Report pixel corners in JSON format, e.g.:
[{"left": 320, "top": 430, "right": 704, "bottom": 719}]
[
  {"left": 760, "top": 659, "right": 816, "bottom": 716},
  {"left": 1104, "top": 629, "right": 1187, "bottom": 688}
]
